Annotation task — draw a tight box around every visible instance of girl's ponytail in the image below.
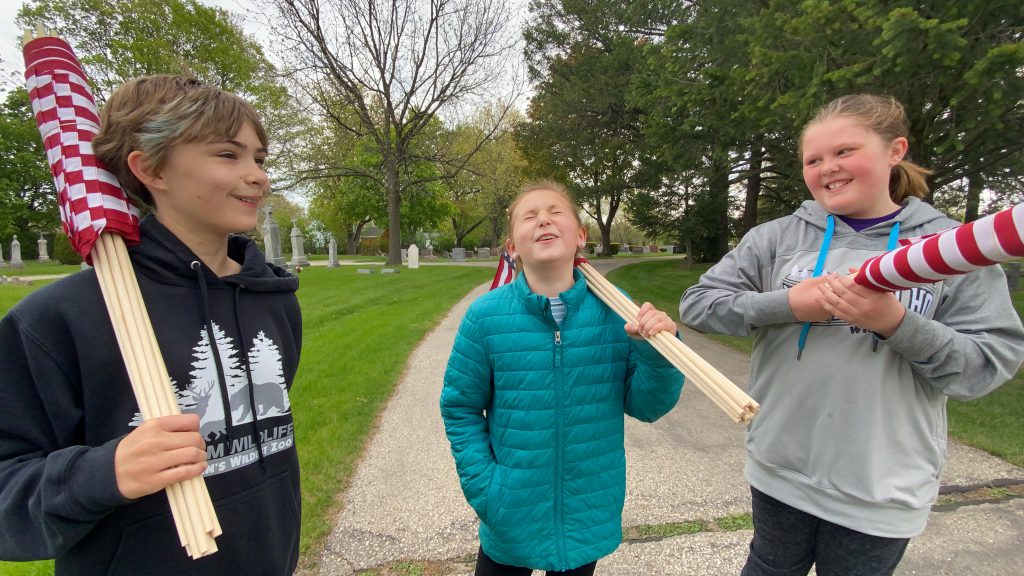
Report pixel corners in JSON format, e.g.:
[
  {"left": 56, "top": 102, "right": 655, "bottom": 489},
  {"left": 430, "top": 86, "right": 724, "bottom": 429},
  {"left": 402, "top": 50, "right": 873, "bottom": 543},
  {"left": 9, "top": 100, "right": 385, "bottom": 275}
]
[{"left": 890, "top": 160, "right": 932, "bottom": 203}]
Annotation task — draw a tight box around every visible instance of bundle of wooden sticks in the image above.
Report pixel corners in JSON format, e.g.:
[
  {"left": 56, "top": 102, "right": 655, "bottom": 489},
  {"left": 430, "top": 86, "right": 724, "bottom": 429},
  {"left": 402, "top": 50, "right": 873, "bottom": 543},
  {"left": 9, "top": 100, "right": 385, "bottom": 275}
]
[
  {"left": 575, "top": 258, "right": 760, "bottom": 423},
  {"left": 93, "top": 233, "right": 222, "bottom": 558}
]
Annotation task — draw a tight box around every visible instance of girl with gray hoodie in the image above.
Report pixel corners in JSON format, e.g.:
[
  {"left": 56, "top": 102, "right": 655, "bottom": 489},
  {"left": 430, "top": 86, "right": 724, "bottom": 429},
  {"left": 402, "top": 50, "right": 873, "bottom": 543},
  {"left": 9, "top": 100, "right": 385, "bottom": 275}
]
[{"left": 680, "top": 94, "right": 1024, "bottom": 576}]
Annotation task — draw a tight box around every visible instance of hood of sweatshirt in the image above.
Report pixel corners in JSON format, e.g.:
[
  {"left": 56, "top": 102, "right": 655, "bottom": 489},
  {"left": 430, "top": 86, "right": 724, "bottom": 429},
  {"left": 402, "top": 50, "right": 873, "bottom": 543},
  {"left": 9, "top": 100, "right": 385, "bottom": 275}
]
[{"left": 130, "top": 214, "right": 299, "bottom": 293}]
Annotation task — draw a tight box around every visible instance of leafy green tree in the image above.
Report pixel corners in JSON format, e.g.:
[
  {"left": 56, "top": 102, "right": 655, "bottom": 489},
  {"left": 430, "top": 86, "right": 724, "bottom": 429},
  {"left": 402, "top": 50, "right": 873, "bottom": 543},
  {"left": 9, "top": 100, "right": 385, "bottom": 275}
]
[
  {"left": 272, "top": 0, "right": 521, "bottom": 265},
  {"left": 520, "top": 23, "right": 660, "bottom": 256},
  {"left": 0, "top": 88, "right": 57, "bottom": 253},
  {"left": 16, "top": 0, "right": 295, "bottom": 145}
]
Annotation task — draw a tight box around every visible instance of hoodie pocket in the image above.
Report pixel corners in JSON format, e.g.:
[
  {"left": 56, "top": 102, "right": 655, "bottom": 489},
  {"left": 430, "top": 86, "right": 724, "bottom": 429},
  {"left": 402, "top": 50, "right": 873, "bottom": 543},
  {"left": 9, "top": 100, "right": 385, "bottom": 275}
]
[{"left": 105, "top": 471, "right": 300, "bottom": 576}]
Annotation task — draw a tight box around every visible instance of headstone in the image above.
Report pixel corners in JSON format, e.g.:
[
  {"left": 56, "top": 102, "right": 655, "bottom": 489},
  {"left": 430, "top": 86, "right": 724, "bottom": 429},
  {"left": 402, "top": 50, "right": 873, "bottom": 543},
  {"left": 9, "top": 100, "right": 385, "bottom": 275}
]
[
  {"left": 642, "top": 245, "right": 650, "bottom": 254},
  {"left": 452, "top": 247, "right": 466, "bottom": 261},
  {"left": 37, "top": 233, "right": 49, "bottom": 261},
  {"left": 476, "top": 247, "right": 490, "bottom": 258},
  {"left": 401, "top": 248, "right": 408, "bottom": 261},
  {"left": 422, "top": 247, "right": 434, "bottom": 259},
  {"left": 327, "top": 235, "right": 339, "bottom": 268},
  {"left": 1005, "top": 262, "right": 1022, "bottom": 292},
  {"left": 660, "top": 244, "right": 676, "bottom": 253},
  {"left": 382, "top": 268, "right": 399, "bottom": 274},
  {"left": 289, "top": 219, "right": 310, "bottom": 268},
  {"left": 621, "top": 244, "right": 629, "bottom": 253},
  {"left": 262, "top": 206, "right": 285, "bottom": 266},
  {"left": 357, "top": 268, "right": 373, "bottom": 274},
  {"left": 0, "top": 239, "right": 5, "bottom": 267},
  {"left": 407, "top": 244, "right": 420, "bottom": 269},
  {"left": 9, "top": 236, "right": 24, "bottom": 269}
]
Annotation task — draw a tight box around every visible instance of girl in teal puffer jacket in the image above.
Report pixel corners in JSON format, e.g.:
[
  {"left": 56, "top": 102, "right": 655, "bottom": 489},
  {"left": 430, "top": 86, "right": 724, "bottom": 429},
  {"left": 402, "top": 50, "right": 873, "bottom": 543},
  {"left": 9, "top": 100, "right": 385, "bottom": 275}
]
[{"left": 441, "top": 181, "right": 684, "bottom": 575}]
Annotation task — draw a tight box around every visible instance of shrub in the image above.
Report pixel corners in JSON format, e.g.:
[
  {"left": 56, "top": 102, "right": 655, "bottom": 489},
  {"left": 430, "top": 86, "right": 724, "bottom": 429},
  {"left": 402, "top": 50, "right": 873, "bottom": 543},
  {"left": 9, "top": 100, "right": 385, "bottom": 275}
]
[
  {"left": 609, "top": 242, "right": 621, "bottom": 255},
  {"left": 53, "top": 233, "right": 83, "bottom": 265}
]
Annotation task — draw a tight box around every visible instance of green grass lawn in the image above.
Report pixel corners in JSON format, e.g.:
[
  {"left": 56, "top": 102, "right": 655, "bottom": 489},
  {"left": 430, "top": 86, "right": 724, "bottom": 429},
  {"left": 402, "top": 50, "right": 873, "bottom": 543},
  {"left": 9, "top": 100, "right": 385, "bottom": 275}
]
[
  {"left": 608, "top": 259, "right": 1024, "bottom": 469},
  {"left": 0, "top": 260, "right": 83, "bottom": 277},
  {"left": 0, "top": 264, "right": 492, "bottom": 576}
]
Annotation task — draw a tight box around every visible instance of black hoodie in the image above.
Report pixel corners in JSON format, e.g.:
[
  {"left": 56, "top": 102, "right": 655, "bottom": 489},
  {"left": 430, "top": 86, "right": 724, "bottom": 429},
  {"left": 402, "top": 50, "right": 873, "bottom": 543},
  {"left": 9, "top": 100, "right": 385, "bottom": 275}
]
[{"left": 0, "top": 215, "right": 302, "bottom": 575}]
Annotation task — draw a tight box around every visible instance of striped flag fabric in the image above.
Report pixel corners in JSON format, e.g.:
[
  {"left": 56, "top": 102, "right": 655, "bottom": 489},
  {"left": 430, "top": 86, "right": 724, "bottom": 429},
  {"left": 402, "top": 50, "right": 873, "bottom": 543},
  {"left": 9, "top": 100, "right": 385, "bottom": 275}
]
[
  {"left": 489, "top": 249, "right": 516, "bottom": 290},
  {"left": 854, "top": 203, "right": 1024, "bottom": 292},
  {"left": 23, "top": 35, "right": 140, "bottom": 262}
]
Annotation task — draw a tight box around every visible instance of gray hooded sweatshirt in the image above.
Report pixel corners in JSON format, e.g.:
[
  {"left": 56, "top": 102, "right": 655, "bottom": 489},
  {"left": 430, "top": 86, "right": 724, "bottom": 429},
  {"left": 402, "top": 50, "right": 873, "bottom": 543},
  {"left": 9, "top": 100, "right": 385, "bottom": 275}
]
[{"left": 680, "top": 197, "right": 1024, "bottom": 538}]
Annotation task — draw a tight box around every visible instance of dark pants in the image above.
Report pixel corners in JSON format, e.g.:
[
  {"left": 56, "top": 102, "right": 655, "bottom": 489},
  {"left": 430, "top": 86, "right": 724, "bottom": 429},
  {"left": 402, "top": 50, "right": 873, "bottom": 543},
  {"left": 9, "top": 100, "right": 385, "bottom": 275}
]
[
  {"left": 741, "top": 487, "right": 910, "bottom": 576},
  {"left": 475, "top": 547, "right": 598, "bottom": 576}
]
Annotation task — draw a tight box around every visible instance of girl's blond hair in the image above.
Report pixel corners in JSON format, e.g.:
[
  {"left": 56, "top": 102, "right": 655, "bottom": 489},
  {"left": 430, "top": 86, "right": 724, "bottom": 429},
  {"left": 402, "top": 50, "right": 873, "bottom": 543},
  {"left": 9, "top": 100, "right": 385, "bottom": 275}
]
[
  {"left": 802, "top": 94, "right": 932, "bottom": 204},
  {"left": 93, "top": 74, "right": 268, "bottom": 208}
]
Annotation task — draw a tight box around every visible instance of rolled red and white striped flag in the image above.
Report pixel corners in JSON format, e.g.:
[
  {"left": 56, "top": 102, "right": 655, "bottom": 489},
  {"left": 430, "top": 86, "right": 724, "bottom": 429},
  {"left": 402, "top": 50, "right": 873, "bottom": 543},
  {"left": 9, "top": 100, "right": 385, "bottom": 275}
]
[
  {"left": 854, "top": 203, "right": 1024, "bottom": 292},
  {"left": 489, "top": 249, "right": 515, "bottom": 290},
  {"left": 23, "top": 35, "right": 139, "bottom": 261}
]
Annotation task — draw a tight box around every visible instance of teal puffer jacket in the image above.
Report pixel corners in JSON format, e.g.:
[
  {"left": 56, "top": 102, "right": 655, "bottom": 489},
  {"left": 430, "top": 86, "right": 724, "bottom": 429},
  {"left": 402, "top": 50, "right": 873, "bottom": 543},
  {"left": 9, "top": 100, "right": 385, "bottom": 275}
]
[{"left": 441, "top": 270, "right": 683, "bottom": 571}]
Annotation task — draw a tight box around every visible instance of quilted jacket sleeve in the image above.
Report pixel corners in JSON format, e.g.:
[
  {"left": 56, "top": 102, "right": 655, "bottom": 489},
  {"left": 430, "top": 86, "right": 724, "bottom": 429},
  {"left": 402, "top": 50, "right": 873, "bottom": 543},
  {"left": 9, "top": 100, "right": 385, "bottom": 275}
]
[
  {"left": 440, "top": 312, "right": 496, "bottom": 521},
  {"left": 623, "top": 335, "right": 684, "bottom": 422}
]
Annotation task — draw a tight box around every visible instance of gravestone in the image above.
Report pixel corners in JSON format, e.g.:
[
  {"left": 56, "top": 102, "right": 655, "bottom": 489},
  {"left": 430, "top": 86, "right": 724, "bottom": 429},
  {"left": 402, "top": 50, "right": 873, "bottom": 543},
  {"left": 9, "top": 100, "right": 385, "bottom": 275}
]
[
  {"left": 451, "top": 247, "right": 466, "bottom": 261},
  {"left": 37, "top": 234, "right": 49, "bottom": 261},
  {"left": 642, "top": 245, "right": 650, "bottom": 254},
  {"left": 9, "top": 236, "right": 24, "bottom": 269},
  {"left": 382, "top": 268, "right": 399, "bottom": 274},
  {"left": 407, "top": 244, "right": 420, "bottom": 269},
  {"left": 422, "top": 247, "right": 434, "bottom": 259},
  {"left": 1005, "top": 262, "right": 1022, "bottom": 292},
  {"left": 357, "top": 269, "right": 373, "bottom": 274},
  {"left": 401, "top": 248, "right": 408, "bottom": 261},
  {"left": 0, "top": 239, "right": 5, "bottom": 267},
  {"left": 289, "top": 219, "right": 310, "bottom": 268},
  {"left": 262, "top": 206, "right": 285, "bottom": 266},
  {"left": 327, "top": 235, "right": 339, "bottom": 268},
  {"left": 660, "top": 244, "right": 676, "bottom": 253},
  {"left": 621, "top": 244, "right": 629, "bottom": 253}
]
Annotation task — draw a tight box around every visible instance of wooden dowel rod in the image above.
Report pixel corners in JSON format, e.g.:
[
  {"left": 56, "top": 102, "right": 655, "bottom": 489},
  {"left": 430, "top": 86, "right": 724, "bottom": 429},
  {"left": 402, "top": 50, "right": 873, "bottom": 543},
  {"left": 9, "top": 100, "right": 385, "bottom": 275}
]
[
  {"left": 576, "top": 268, "right": 741, "bottom": 416},
  {"left": 106, "top": 236, "right": 215, "bottom": 541},
  {"left": 107, "top": 235, "right": 222, "bottom": 541},
  {"left": 93, "top": 236, "right": 194, "bottom": 549},
  {"left": 577, "top": 261, "right": 758, "bottom": 422},
  {"left": 94, "top": 233, "right": 220, "bottom": 556}
]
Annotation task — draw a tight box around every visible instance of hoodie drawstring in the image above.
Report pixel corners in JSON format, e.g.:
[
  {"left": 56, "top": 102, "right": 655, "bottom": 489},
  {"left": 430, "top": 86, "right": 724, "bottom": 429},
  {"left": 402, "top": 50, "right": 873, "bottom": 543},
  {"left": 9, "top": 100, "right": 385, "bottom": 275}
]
[
  {"left": 871, "top": 221, "right": 901, "bottom": 352},
  {"left": 233, "top": 286, "right": 267, "bottom": 472},
  {"left": 192, "top": 261, "right": 266, "bottom": 472},
  {"left": 796, "top": 218, "right": 901, "bottom": 359},
  {"left": 797, "top": 215, "right": 835, "bottom": 360},
  {"left": 192, "top": 261, "right": 235, "bottom": 436}
]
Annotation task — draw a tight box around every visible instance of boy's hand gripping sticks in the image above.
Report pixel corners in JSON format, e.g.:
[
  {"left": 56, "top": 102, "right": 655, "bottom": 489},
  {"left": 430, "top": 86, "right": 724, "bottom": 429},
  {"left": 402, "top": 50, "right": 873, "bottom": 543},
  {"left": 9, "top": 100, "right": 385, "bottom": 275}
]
[
  {"left": 575, "top": 258, "right": 760, "bottom": 423},
  {"left": 22, "top": 28, "right": 221, "bottom": 559}
]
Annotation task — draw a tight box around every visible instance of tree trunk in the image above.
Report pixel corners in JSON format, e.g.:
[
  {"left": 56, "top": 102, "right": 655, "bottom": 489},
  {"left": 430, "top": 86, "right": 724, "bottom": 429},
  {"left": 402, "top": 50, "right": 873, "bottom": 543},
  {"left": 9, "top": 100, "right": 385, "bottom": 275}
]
[
  {"left": 964, "top": 173, "right": 983, "bottom": 223},
  {"left": 741, "top": 141, "right": 762, "bottom": 236},
  {"left": 385, "top": 156, "right": 402, "bottom": 265}
]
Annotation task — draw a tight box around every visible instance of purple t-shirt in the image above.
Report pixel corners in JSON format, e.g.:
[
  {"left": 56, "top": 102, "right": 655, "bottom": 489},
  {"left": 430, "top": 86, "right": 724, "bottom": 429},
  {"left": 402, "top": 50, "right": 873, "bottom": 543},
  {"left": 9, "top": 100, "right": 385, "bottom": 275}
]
[{"left": 837, "top": 206, "right": 905, "bottom": 232}]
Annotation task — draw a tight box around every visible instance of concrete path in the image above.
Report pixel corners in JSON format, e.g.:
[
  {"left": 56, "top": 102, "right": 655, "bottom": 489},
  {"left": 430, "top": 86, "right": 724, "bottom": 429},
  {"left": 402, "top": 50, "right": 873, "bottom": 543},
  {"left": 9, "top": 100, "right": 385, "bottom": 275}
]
[{"left": 314, "top": 261, "right": 1024, "bottom": 576}]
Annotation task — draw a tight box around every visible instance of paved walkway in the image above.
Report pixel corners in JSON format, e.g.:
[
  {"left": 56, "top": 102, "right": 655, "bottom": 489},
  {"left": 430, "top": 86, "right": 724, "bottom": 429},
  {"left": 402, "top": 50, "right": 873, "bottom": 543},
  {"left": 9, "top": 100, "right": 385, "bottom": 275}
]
[{"left": 313, "top": 260, "right": 1024, "bottom": 576}]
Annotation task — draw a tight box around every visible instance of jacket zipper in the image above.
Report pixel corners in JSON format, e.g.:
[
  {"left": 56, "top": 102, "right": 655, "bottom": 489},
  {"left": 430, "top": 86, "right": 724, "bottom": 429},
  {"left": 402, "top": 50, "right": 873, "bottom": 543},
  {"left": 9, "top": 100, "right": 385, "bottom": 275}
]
[{"left": 553, "top": 328, "right": 566, "bottom": 568}]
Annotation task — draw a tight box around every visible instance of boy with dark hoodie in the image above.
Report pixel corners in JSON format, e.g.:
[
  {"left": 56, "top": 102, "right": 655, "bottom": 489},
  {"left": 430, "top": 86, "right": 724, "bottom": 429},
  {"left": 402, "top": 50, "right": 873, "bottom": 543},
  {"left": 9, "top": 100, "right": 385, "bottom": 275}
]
[{"left": 0, "top": 75, "right": 302, "bottom": 575}]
